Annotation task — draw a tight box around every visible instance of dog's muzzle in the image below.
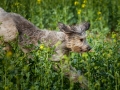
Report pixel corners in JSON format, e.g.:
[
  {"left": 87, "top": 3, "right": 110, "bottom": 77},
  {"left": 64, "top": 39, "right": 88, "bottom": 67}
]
[{"left": 87, "top": 46, "right": 91, "bottom": 51}]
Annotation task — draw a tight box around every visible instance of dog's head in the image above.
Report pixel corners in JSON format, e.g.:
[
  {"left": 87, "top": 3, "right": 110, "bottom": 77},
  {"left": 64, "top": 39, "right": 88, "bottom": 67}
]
[{"left": 58, "top": 22, "right": 91, "bottom": 53}]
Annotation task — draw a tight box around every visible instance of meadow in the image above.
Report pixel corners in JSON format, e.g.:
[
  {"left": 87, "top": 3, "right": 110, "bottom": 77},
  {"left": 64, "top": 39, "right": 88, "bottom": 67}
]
[{"left": 0, "top": 0, "right": 120, "bottom": 90}]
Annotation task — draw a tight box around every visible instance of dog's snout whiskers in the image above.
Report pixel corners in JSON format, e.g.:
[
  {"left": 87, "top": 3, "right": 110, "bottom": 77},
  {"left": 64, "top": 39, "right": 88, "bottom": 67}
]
[{"left": 87, "top": 46, "right": 91, "bottom": 51}]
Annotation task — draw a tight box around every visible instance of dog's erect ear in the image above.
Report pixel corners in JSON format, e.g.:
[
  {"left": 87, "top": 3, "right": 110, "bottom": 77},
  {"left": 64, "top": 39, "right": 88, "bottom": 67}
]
[
  {"left": 58, "top": 22, "right": 73, "bottom": 34},
  {"left": 71, "top": 22, "right": 90, "bottom": 33},
  {"left": 58, "top": 22, "right": 90, "bottom": 34}
]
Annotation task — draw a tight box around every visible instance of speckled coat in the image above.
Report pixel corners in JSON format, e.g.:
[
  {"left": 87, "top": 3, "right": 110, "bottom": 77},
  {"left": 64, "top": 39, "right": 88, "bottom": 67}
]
[{"left": 0, "top": 7, "right": 91, "bottom": 89}]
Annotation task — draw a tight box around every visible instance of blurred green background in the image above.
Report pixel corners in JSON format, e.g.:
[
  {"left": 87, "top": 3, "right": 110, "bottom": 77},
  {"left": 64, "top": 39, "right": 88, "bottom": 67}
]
[
  {"left": 1, "top": 0, "right": 120, "bottom": 32},
  {"left": 0, "top": 0, "right": 120, "bottom": 90}
]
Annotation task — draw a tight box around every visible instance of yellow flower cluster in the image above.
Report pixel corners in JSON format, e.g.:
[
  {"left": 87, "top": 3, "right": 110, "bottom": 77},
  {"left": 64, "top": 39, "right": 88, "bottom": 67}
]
[
  {"left": 15, "top": 2, "right": 19, "bottom": 6},
  {"left": 82, "top": 53, "right": 88, "bottom": 58},
  {"left": 112, "top": 33, "right": 116, "bottom": 39},
  {"left": 74, "top": 1, "right": 79, "bottom": 5},
  {"left": 77, "top": 9, "right": 81, "bottom": 15},
  {"left": 82, "top": 0, "right": 87, "bottom": 8},
  {"left": 98, "top": 17, "right": 102, "bottom": 20},
  {"left": 82, "top": 4, "right": 86, "bottom": 8},
  {"left": 112, "top": 33, "right": 117, "bottom": 42},
  {"left": 6, "top": 51, "right": 12, "bottom": 57},
  {"left": 37, "top": 0, "right": 41, "bottom": 4},
  {"left": 40, "top": 44, "right": 44, "bottom": 50},
  {"left": 83, "top": 0, "right": 87, "bottom": 3},
  {"left": 74, "top": 0, "right": 87, "bottom": 15},
  {"left": 96, "top": 11, "right": 102, "bottom": 20},
  {"left": 97, "top": 11, "right": 101, "bottom": 15}
]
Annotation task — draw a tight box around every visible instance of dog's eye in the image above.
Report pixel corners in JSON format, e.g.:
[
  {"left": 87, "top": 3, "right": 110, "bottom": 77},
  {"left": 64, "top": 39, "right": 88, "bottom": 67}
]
[{"left": 80, "top": 39, "right": 83, "bottom": 42}]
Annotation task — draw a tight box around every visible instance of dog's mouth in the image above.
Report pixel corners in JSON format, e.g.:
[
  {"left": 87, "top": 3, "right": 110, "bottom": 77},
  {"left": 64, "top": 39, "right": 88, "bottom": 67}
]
[
  {"left": 72, "top": 46, "right": 91, "bottom": 53},
  {"left": 80, "top": 50, "right": 90, "bottom": 53}
]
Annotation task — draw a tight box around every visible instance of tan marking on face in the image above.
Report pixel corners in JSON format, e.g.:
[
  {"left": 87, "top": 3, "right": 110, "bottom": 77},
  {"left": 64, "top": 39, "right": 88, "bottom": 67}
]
[{"left": 65, "top": 34, "right": 91, "bottom": 53}]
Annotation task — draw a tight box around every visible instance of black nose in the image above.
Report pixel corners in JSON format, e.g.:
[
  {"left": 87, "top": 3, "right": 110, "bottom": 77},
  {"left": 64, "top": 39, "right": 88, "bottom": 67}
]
[{"left": 87, "top": 46, "right": 91, "bottom": 51}]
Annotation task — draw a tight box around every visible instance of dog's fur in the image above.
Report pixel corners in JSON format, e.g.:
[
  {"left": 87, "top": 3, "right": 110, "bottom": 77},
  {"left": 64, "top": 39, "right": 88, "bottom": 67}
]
[{"left": 0, "top": 7, "right": 91, "bottom": 89}]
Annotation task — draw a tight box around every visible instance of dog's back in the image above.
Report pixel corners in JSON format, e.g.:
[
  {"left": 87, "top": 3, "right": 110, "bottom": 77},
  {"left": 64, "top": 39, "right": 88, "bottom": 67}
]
[{"left": 0, "top": 8, "right": 65, "bottom": 53}]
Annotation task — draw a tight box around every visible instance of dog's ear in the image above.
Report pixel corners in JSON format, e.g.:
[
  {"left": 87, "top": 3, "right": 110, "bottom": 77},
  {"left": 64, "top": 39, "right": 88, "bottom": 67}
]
[
  {"left": 71, "top": 22, "right": 90, "bottom": 34},
  {"left": 58, "top": 22, "right": 73, "bottom": 34},
  {"left": 58, "top": 22, "right": 90, "bottom": 34}
]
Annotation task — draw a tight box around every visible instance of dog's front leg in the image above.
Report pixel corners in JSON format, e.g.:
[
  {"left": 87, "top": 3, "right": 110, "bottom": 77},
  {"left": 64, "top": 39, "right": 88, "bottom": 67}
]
[
  {"left": 51, "top": 56, "right": 88, "bottom": 89},
  {"left": 51, "top": 49, "right": 88, "bottom": 89},
  {"left": 50, "top": 49, "right": 64, "bottom": 61},
  {"left": 59, "top": 60, "right": 88, "bottom": 89}
]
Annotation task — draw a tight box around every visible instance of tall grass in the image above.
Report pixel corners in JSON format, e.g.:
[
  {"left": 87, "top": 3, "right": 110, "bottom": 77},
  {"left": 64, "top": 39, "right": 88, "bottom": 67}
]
[{"left": 0, "top": 0, "right": 120, "bottom": 90}]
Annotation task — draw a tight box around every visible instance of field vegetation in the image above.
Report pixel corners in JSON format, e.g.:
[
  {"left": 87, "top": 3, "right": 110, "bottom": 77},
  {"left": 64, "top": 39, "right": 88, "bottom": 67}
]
[{"left": 0, "top": 0, "right": 120, "bottom": 90}]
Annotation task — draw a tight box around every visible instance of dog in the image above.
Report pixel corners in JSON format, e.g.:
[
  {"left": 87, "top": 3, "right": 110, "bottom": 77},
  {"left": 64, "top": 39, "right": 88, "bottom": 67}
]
[{"left": 0, "top": 7, "right": 91, "bottom": 89}]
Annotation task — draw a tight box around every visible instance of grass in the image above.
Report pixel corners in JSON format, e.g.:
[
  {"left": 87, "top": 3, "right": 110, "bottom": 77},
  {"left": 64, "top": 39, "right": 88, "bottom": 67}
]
[{"left": 0, "top": 0, "right": 120, "bottom": 90}]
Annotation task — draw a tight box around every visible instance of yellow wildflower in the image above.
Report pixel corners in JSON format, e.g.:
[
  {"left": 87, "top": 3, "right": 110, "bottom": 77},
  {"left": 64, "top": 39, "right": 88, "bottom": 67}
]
[
  {"left": 97, "top": 11, "right": 101, "bottom": 15},
  {"left": 40, "top": 45, "right": 44, "bottom": 50},
  {"left": 5, "top": 86, "right": 9, "bottom": 90},
  {"left": 82, "top": 53, "right": 88, "bottom": 58},
  {"left": 82, "top": 4, "right": 86, "bottom": 8},
  {"left": 112, "top": 32, "right": 117, "bottom": 42},
  {"left": 6, "top": 51, "right": 12, "bottom": 57},
  {"left": 98, "top": 17, "right": 102, "bottom": 20},
  {"left": 112, "top": 33, "right": 116, "bottom": 39},
  {"left": 113, "top": 39, "right": 116, "bottom": 43},
  {"left": 15, "top": 2, "right": 19, "bottom": 6},
  {"left": 74, "top": 1, "right": 79, "bottom": 5},
  {"left": 37, "top": 0, "right": 41, "bottom": 4},
  {"left": 77, "top": 9, "right": 81, "bottom": 15},
  {"left": 83, "top": 0, "right": 87, "bottom": 3}
]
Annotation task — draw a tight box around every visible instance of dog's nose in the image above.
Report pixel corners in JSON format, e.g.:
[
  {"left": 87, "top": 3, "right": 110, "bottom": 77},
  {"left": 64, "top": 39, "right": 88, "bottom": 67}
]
[{"left": 87, "top": 46, "right": 91, "bottom": 51}]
